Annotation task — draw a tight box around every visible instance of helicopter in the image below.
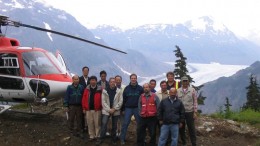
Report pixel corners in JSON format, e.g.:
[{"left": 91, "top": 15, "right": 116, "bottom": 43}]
[{"left": 0, "top": 15, "right": 126, "bottom": 114}]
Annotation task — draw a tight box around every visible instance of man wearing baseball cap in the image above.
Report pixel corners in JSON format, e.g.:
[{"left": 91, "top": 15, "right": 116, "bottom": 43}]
[{"left": 177, "top": 76, "right": 198, "bottom": 146}]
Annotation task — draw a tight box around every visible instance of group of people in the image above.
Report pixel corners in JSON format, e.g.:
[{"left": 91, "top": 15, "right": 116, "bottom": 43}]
[{"left": 64, "top": 67, "right": 198, "bottom": 146}]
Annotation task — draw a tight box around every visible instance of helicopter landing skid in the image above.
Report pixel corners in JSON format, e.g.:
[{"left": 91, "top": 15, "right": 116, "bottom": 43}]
[{"left": 0, "top": 105, "right": 12, "bottom": 114}]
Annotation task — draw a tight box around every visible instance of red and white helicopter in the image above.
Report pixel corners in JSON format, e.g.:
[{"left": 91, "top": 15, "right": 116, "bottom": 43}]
[{"left": 0, "top": 15, "right": 126, "bottom": 114}]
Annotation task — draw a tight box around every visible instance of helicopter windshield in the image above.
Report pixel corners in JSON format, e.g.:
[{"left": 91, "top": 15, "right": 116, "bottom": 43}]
[
  {"left": 22, "top": 51, "right": 61, "bottom": 76},
  {"left": 46, "top": 52, "right": 67, "bottom": 74}
]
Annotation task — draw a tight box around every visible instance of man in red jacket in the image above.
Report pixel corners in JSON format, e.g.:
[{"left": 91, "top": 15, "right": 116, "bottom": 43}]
[{"left": 82, "top": 76, "right": 102, "bottom": 141}]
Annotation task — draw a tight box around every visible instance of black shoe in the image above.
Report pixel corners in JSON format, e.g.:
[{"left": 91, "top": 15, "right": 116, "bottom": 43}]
[
  {"left": 79, "top": 133, "right": 84, "bottom": 139},
  {"left": 73, "top": 132, "right": 79, "bottom": 137},
  {"left": 95, "top": 139, "right": 103, "bottom": 146},
  {"left": 112, "top": 141, "right": 117, "bottom": 145}
]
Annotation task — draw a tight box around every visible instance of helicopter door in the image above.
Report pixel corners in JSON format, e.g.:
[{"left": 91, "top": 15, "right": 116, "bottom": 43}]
[
  {"left": 55, "top": 51, "right": 68, "bottom": 74},
  {"left": 0, "top": 53, "right": 33, "bottom": 102}
]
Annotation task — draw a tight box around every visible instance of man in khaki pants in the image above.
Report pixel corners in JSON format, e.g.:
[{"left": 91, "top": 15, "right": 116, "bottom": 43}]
[{"left": 82, "top": 76, "right": 102, "bottom": 141}]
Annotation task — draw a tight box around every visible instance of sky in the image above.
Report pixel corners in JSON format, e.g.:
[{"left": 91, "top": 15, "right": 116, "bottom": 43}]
[{"left": 44, "top": 0, "right": 260, "bottom": 45}]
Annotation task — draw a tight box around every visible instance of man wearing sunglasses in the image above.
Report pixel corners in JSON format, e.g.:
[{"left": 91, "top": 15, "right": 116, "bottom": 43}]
[{"left": 177, "top": 76, "right": 198, "bottom": 146}]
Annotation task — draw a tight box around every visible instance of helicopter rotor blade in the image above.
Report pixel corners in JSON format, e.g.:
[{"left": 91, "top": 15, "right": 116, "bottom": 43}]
[
  {"left": 0, "top": 15, "right": 126, "bottom": 54},
  {"left": 19, "top": 23, "right": 127, "bottom": 54}
]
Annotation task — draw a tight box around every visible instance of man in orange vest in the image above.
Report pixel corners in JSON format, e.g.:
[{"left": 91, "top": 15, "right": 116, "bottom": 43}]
[{"left": 137, "top": 83, "right": 160, "bottom": 146}]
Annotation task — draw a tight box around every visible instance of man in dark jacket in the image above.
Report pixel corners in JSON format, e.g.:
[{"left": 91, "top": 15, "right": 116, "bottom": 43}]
[
  {"left": 97, "top": 70, "right": 109, "bottom": 89},
  {"left": 120, "top": 73, "right": 143, "bottom": 145},
  {"left": 79, "top": 66, "right": 90, "bottom": 132},
  {"left": 64, "top": 75, "right": 84, "bottom": 137},
  {"left": 149, "top": 79, "right": 157, "bottom": 93},
  {"left": 157, "top": 88, "right": 185, "bottom": 146},
  {"left": 79, "top": 66, "right": 90, "bottom": 89}
]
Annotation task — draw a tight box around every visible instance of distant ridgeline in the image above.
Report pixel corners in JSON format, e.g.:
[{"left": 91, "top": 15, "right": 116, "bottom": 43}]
[{"left": 200, "top": 61, "right": 260, "bottom": 114}]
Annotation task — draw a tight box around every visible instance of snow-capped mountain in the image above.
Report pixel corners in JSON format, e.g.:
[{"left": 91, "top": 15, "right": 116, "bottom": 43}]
[{"left": 91, "top": 16, "right": 260, "bottom": 65}]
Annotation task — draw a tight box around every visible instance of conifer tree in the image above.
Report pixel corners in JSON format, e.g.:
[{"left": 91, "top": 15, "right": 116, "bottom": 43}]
[
  {"left": 173, "top": 45, "right": 193, "bottom": 82},
  {"left": 197, "top": 90, "right": 206, "bottom": 105},
  {"left": 224, "top": 97, "right": 232, "bottom": 118},
  {"left": 245, "top": 75, "right": 260, "bottom": 111},
  {"left": 224, "top": 97, "right": 232, "bottom": 112}
]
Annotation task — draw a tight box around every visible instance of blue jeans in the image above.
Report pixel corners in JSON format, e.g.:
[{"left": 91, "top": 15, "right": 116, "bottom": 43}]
[
  {"left": 100, "top": 114, "right": 119, "bottom": 142},
  {"left": 158, "top": 124, "right": 179, "bottom": 146},
  {"left": 120, "top": 107, "right": 140, "bottom": 142}
]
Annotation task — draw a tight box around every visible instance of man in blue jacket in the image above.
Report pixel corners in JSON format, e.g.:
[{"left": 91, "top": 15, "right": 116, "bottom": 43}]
[
  {"left": 157, "top": 88, "right": 185, "bottom": 146},
  {"left": 64, "top": 75, "right": 84, "bottom": 137},
  {"left": 120, "top": 73, "right": 143, "bottom": 145}
]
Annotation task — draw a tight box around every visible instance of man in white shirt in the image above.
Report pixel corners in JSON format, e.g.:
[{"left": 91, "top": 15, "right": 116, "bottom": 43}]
[{"left": 79, "top": 66, "right": 90, "bottom": 89}]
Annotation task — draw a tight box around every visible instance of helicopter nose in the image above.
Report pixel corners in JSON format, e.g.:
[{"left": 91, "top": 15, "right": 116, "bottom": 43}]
[{"left": 29, "top": 79, "right": 50, "bottom": 98}]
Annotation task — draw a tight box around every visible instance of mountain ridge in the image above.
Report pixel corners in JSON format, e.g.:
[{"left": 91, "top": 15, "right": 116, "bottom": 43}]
[
  {"left": 201, "top": 61, "right": 260, "bottom": 113},
  {"left": 91, "top": 16, "right": 260, "bottom": 65}
]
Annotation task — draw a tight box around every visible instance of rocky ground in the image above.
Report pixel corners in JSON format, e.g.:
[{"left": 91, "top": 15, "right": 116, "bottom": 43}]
[{"left": 0, "top": 104, "right": 260, "bottom": 146}]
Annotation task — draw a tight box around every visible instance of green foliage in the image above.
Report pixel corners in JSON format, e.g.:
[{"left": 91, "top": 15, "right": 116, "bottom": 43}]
[
  {"left": 231, "top": 109, "right": 260, "bottom": 124},
  {"left": 253, "top": 140, "right": 260, "bottom": 146},
  {"left": 211, "top": 108, "right": 260, "bottom": 124},
  {"left": 210, "top": 106, "right": 224, "bottom": 118},
  {"left": 211, "top": 104, "right": 234, "bottom": 119},
  {"left": 12, "top": 103, "right": 28, "bottom": 109},
  {"left": 173, "top": 45, "right": 192, "bottom": 81},
  {"left": 244, "top": 74, "right": 260, "bottom": 111},
  {"left": 197, "top": 90, "right": 206, "bottom": 105},
  {"left": 224, "top": 97, "right": 232, "bottom": 118}
]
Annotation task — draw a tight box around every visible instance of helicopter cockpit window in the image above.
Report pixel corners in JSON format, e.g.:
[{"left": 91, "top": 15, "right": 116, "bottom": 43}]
[
  {"left": 22, "top": 51, "right": 60, "bottom": 76},
  {"left": 0, "top": 53, "right": 20, "bottom": 76},
  {"left": 46, "top": 52, "right": 66, "bottom": 74}
]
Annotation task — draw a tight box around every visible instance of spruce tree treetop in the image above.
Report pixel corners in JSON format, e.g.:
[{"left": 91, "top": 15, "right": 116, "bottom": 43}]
[{"left": 173, "top": 45, "right": 193, "bottom": 82}]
